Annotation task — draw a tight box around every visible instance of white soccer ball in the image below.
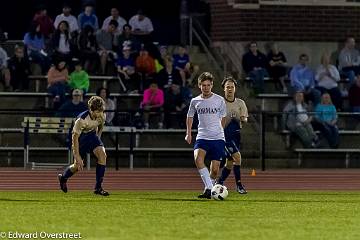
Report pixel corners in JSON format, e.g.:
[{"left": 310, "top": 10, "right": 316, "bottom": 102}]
[{"left": 211, "top": 184, "right": 228, "bottom": 200}]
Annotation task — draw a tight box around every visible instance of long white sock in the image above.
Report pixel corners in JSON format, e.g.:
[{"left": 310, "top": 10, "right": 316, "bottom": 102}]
[{"left": 198, "top": 167, "right": 213, "bottom": 190}]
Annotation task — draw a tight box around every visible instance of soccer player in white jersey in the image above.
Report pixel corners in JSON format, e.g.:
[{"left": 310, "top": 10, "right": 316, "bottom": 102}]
[
  {"left": 58, "top": 96, "right": 109, "bottom": 196},
  {"left": 215, "top": 76, "right": 248, "bottom": 194},
  {"left": 185, "top": 72, "right": 227, "bottom": 199}
]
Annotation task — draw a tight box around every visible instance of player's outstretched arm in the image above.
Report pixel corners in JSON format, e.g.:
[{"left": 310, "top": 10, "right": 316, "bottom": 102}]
[
  {"left": 185, "top": 117, "right": 193, "bottom": 144},
  {"left": 72, "top": 132, "right": 84, "bottom": 171}
]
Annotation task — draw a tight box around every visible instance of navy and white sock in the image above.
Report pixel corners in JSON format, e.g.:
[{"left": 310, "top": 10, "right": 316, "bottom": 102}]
[
  {"left": 217, "top": 167, "right": 231, "bottom": 185},
  {"left": 233, "top": 165, "right": 242, "bottom": 185}
]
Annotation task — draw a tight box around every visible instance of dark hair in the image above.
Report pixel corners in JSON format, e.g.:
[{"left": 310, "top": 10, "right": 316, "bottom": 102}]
[
  {"left": 197, "top": 72, "right": 214, "bottom": 84},
  {"left": 28, "top": 21, "right": 42, "bottom": 40},
  {"left": 109, "top": 20, "right": 119, "bottom": 28},
  {"left": 123, "top": 24, "right": 132, "bottom": 31},
  {"left": 96, "top": 87, "right": 110, "bottom": 99},
  {"left": 221, "top": 76, "right": 238, "bottom": 88},
  {"left": 55, "top": 21, "right": 70, "bottom": 43}
]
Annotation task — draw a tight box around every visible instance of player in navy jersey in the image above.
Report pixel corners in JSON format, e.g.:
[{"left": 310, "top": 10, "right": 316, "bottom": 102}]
[
  {"left": 58, "top": 96, "right": 109, "bottom": 196},
  {"left": 185, "top": 72, "right": 227, "bottom": 199},
  {"left": 216, "top": 76, "right": 248, "bottom": 194}
]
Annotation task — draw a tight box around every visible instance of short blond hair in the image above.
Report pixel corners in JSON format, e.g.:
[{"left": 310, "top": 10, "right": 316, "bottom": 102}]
[
  {"left": 88, "top": 96, "right": 105, "bottom": 112},
  {"left": 197, "top": 72, "right": 214, "bottom": 85}
]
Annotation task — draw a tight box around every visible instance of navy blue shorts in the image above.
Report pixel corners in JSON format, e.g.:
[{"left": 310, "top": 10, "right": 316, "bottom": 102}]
[
  {"left": 78, "top": 131, "right": 104, "bottom": 159},
  {"left": 224, "top": 134, "right": 241, "bottom": 159},
  {"left": 194, "top": 139, "right": 225, "bottom": 161}
]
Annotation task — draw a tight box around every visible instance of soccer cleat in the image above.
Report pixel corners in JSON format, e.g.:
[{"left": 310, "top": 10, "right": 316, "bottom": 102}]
[
  {"left": 197, "top": 189, "right": 211, "bottom": 199},
  {"left": 94, "top": 188, "right": 110, "bottom": 196},
  {"left": 236, "top": 183, "right": 247, "bottom": 194},
  {"left": 58, "top": 174, "right": 68, "bottom": 193}
]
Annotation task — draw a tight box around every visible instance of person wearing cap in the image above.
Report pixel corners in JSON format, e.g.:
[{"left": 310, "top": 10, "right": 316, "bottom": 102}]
[
  {"left": 54, "top": 4, "right": 79, "bottom": 34},
  {"left": 68, "top": 61, "right": 90, "bottom": 94},
  {"left": 56, "top": 88, "right": 88, "bottom": 118}
]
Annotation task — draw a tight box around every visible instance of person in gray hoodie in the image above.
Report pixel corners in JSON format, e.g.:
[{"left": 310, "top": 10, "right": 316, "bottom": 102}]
[{"left": 282, "top": 91, "right": 318, "bottom": 148}]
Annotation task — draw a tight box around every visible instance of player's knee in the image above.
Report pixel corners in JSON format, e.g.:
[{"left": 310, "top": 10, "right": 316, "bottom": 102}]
[
  {"left": 70, "top": 164, "right": 78, "bottom": 173},
  {"left": 98, "top": 153, "right": 107, "bottom": 165}
]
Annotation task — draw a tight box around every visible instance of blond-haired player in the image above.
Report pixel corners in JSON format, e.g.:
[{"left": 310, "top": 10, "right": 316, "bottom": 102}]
[{"left": 58, "top": 96, "right": 109, "bottom": 196}]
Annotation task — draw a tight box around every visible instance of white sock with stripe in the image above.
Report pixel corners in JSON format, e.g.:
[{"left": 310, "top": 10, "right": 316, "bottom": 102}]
[{"left": 198, "top": 167, "right": 213, "bottom": 190}]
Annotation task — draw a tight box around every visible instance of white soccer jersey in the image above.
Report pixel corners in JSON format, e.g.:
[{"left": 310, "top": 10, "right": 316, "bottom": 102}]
[
  {"left": 224, "top": 98, "right": 248, "bottom": 129},
  {"left": 73, "top": 111, "right": 106, "bottom": 135},
  {"left": 187, "top": 93, "right": 226, "bottom": 140}
]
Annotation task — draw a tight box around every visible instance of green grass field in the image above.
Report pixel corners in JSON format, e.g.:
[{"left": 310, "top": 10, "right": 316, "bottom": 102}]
[{"left": 1, "top": 191, "right": 360, "bottom": 240}]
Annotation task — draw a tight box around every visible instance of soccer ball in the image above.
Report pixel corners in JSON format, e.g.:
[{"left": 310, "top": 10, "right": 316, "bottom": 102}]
[{"left": 211, "top": 184, "right": 228, "bottom": 200}]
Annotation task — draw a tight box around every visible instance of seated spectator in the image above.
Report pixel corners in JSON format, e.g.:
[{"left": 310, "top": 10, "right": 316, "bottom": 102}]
[
  {"left": 267, "top": 43, "right": 288, "bottom": 93},
  {"left": 348, "top": 74, "right": 360, "bottom": 114},
  {"left": 338, "top": 37, "right": 360, "bottom": 83},
  {"left": 136, "top": 47, "right": 156, "bottom": 89},
  {"left": 0, "top": 45, "right": 11, "bottom": 91},
  {"left": 78, "top": 25, "right": 98, "bottom": 73},
  {"left": 282, "top": 91, "right": 318, "bottom": 148},
  {"left": 118, "top": 24, "right": 140, "bottom": 54},
  {"left": 129, "top": 10, "right": 154, "bottom": 44},
  {"left": 290, "top": 54, "right": 321, "bottom": 107},
  {"left": 315, "top": 52, "right": 342, "bottom": 110},
  {"left": 47, "top": 58, "right": 69, "bottom": 109},
  {"left": 78, "top": 3, "right": 99, "bottom": 31},
  {"left": 116, "top": 47, "right": 139, "bottom": 92},
  {"left": 56, "top": 88, "right": 87, "bottom": 118},
  {"left": 313, "top": 93, "right": 339, "bottom": 148},
  {"left": 23, "top": 22, "right": 51, "bottom": 74},
  {"left": 96, "top": 20, "right": 119, "bottom": 74},
  {"left": 54, "top": 4, "right": 79, "bottom": 35},
  {"left": 51, "top": 21, "right": 76, "bottom": 65},
  {"left": 242, "top": 42, "right": 268, "bottom": 94},
  {"left": 173, "top": 45, "right": 191, "bottom": 85},
  {"left": 140, "top": 81, "right": 164, "bottom": 129},
  {"left": 33, "top": 5, "right": 54, "bottom": 38},
  {"left": 164, "top": 83, "right": 192, "bottom": 128},
  {"left": 68, "top": 60, "right": 89, "bottom": 94},
  {"left": 157, "top": 55, "right": 182, "bottom": 90},
  {"left": 8, "top": 45, "right": 30, "bottom": 91},
  {"left": 97, "top": 87, "right": 115, "bottom": 125},
  {"left": 102, "top": 7, "right": 127, "bottom": 35}
]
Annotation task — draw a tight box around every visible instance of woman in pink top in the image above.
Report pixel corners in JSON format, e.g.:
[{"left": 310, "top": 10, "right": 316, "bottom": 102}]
[
  {"left": 47, "top": 58, "right": 69, "bottom": 109},
  {"left": 141, "top": 81, "right": 164, "bottom": 129}
]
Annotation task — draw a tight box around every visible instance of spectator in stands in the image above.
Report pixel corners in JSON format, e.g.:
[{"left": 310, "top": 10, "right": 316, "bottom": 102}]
[
  {"left": 173, "top": 45, "right": 193, "bottom": 86},
  {"left": 0, "top": 45, "right": 11, "bottom": 91},
  {"left": 97, "top": 87, "right": 115, "bottom": 125},
  {"left": 8, "top": 45, "right": 30, "bottom": 91},
  {"left": 315, "top": 52, "right": 342, "bottom": 110},
  {"left": 24, "top": 22, "right": 51, "bottom": 74},
  {"left": 102, "top": 7, "right": 127, "bottom": 35},
  {"left": 157, "top": 55, "right": 182, "bottom": 90},
  {"left": 54, "top": 4, "right": 79, "bottom": 35},
  {"left": 348, "top": 74, "right": 360, "bottom": 114},
  {"left": 51, "top": 21, "right": 75, "bottom": 65},
  {"left": 118, "top": 24, "right": 140, "bottom": 54},
  {"left": 78, "top": 3, "right": 99, "bottom": 31},
  {"left": 267, "top": 43, "right": 288, "bottom": 93},
  {"left": 68, "top": 60, "right": 89, "bottom": 94},
  {"left": 33, "top": 5, "right": 54, "bottom": 38},
  {"left": 56, "top": 88, "right": 87, "bottom": 118},
  {"left": 164, "top": 83, "right": 192, "bottom": 128},
  {"left": 290, "top": 54, "right": 321, "bottom": 107},
  {"left": 129, "top": 10, "right": 154, "bottom": 44},
  {"left": 140, "top": 81, "right": 164, "bottom": 129},
  {"left": 338, "top": 37, "right": 360, "bottom": 84},
  {"left": 96, "top": 20, "right": 119, "bottom": 75},
  {"left": 78, "top": 25, "right": 98, "bottom": 73},
  {"left": 283, "top": 91, "right": 318, "bottom": 148},
  {"left": 313, "top": 93, "right": 339, "bottom": 148},
  {"left": 136, "top": 47, "right": 156, "bottom": 89},
  {"left": 242, "top": 42, "right": 268, "bottom": 94},
  {"left": 116, "top": 46, "right": 139, "bottom": 92},
  {"left": 47, "top": 58, "right": 69, "bottom": 109}
]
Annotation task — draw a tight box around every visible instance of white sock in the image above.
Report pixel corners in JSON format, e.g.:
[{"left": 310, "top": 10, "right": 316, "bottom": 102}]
[{"left": 198, "top": 167, "right": 213, "bottom": 190}]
